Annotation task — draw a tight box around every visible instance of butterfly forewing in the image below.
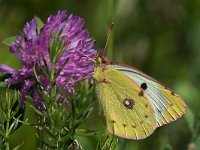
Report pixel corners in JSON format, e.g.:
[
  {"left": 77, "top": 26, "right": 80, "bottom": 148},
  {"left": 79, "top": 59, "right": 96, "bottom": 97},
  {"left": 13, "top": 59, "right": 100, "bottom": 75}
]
[
  {"left": 94, "top": 66, "right": 157, "bottom": 139},
  {"left": 109, "top": 64, "right": 187, "bottom": 127}
]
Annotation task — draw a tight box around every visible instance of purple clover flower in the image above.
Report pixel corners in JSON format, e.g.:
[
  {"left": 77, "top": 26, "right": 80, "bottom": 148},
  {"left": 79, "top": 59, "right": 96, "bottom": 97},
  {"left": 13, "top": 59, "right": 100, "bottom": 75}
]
[{"left": 0, "top": 11, "right": 97, "bottom": 109}]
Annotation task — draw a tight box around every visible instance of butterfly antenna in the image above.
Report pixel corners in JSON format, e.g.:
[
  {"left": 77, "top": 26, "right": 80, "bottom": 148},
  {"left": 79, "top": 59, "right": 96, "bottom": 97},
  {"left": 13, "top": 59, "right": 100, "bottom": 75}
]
[
  {"left": 76, "top": 49, "right": 96, "bottom": 63},
  {"left": 103, "top": 22, "right": 114, "bottom": 54}
]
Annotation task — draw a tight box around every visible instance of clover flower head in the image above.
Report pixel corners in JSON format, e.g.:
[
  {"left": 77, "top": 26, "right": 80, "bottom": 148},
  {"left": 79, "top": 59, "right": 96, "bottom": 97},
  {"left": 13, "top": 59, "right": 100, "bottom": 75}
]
[{"left": 0, "top": 10, "right": 97, "bottom": 109}]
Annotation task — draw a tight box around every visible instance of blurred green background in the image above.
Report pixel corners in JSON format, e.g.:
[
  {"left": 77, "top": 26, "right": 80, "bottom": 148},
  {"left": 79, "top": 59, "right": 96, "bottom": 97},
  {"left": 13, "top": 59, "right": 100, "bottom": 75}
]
[{"left": 0, "top": 0, "right": 200, "bottom": 149}]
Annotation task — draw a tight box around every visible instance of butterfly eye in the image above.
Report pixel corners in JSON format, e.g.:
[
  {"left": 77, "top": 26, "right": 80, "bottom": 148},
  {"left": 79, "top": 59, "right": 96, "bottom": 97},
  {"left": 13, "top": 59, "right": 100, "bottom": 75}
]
[{"left": 141, "top": 83, "right": 147, "bottom": 90}]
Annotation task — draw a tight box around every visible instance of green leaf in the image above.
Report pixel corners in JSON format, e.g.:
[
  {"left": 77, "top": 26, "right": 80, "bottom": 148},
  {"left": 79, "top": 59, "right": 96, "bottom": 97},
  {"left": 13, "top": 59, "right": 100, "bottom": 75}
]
[
  {"left": 2, "top": 36, "right": 16, "bottom": 46},
  {"left": 10, "top": 107, "right": 25, "bottom": 132},
  {"left": 185, "top": 108, "right": 195, "bottom": 132},
  {"left": 163, "top": 144, "right": 173, "bottom": 150},
  {"left": 194, "top": 136, "right": 200, "bottom": 150},
  {"left": 30, "top": 105, "right": 43, "bottom": 116},
  {"left": 36, "top": 133, "right": 56, "bottom": 149},
  {"left": 96, "top": 135, "right": 118, "bottom": 150},
  {"left": 118, "top": 138, "right": 127, "bottom": 150},
  {"left": 35, "top": 16, "right": 44, "bottom": 32},
  {"left": 0, "top": 82, "right": 6, "bottom": 88},
  {"left": 12, "top": 141, "right": 24, "bottom": 150},
  {"left": 76, "top": 128, "right": 97, "bottom": 136}
]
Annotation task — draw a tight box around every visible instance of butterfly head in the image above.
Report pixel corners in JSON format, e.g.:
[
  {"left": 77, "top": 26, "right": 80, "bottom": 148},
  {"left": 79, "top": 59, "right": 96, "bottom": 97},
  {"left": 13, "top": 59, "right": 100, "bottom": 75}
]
[
  {"left": 95, "top": 51, "right": 109, "bottom": 66},
  {"left": 93, "top": 51, "right": 109, "bottom": 81}
]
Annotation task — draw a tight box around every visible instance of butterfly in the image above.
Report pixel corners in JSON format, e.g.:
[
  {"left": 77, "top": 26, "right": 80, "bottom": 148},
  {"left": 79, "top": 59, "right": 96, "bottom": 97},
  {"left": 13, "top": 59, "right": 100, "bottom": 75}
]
[{"left": 92, "top": 52, "right": 187, "bottom": 140}]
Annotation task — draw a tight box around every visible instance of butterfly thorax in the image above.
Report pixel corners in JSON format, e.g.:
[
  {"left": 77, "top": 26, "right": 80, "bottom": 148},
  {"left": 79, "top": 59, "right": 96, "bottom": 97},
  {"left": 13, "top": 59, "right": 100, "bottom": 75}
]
[
  {"left": 93, "top": 51, "right": 110, "bottom": 82},
  {"left": 93, "top": 65, "right": 106, "bottom": 82}
]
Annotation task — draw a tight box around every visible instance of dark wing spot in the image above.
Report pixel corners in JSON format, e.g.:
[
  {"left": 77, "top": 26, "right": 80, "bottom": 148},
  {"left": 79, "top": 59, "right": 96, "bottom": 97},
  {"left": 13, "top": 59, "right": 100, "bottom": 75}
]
[
  {"left": 139, "top": 90, "right": 144, "bottom": 96},
  {"left": 145, "top": 104, "right": 148, "bottom": 108},
  {"left": 171, "top": 91, "right": 175, "bottom": 95},
  {"left": 141, "top": 83, "right": 147, "bottom": 90},
  {"left": 100, "top": 79, "right": 108, "bottom": 84},
  {"left": 123, "top": 98, "right": 135, "bottom": 109},
  {"left": 111, "top": 120, "right": 116, "bottom": 123},
  {"left": 132, "top": 125, "right": 136, "bottom": 128},
  {"left": 123, "top": 124, "right": 127, "bottom": 127},
  {"left": 145, "top": 115, "right": 148, "bottom": 118}
]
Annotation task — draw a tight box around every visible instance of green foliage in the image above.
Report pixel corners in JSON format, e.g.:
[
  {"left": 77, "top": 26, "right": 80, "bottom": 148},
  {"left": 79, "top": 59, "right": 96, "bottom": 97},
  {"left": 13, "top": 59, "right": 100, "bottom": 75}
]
[
  {"left": 0, "top": 82, "right": 6, "bottom": 88},
  {"left": 194, "top": 136, "right": 200, "bottom": 150},
  {"left": 2, "top": 36, "right": 16, "bottom": 47},
  {"left": 163, "top": 144, "right": 173, "bottom": 150},
  {"left": 96, "top": 135, "right": 118, "bottom": 150},
  {"left": 0, "top": 89, "right": 25, "bottom": 150},
  {"left": 118, "top": 139, "right": 127, "bottom": 150},
  {"left": 185, "top": 109, "right": 200, "bottom": 150},
  {"left": 185, "top": 108, "right": 195, "bottom": 133},
  {"left": 35, "top": 16, "right": 44, "bottom": 32},
  {"left": 32, "top": 80, "right": 96, "bottom": 150}
]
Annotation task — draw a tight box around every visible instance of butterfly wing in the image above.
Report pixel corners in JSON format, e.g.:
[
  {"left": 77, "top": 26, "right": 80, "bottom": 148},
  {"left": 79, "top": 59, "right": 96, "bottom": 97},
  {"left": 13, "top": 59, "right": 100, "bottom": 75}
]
[
  {"left": 109, "top": 63, "right": 187, "bottom": 127},
  {"left": 93, "top": 66, "right": 157, "bottom": 139}
]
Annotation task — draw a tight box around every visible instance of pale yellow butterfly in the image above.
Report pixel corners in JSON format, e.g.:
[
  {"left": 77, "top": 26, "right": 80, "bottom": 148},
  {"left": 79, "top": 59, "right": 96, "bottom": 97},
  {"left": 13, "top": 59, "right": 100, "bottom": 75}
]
[
  {"left": 93, "top": 57, "right": 187, "bottom": 140},
  {"left": 92, "top": 24, "right": 187, "bottom": 139}
]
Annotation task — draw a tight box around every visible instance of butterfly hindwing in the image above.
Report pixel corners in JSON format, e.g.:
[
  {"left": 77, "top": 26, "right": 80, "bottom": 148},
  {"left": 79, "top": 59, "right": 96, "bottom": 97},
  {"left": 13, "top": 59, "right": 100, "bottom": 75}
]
[
  {"left": 94, "top": 66, "right": 157, "bottom": 139},
  {"left": 109, "top": 63, "right": 187, "bottom": 127}
]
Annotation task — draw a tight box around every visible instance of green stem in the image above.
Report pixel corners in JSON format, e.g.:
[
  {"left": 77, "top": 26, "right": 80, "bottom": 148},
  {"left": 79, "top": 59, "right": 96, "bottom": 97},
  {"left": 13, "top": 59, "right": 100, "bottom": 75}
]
[
  {"left": 4, "top": 100, "right": 11, "bottom": 150},
  {"left": 3, "top": 120, "right": 10, "bottom": 150},
  {"left": 50, "top": 63, "right": 55, "bottom": 98},
  {"left": 4, "top": 138, "right": 9, "bottom": 150},
  {"left": 50, "top": 64, "right": 55, "bottom": 82}
]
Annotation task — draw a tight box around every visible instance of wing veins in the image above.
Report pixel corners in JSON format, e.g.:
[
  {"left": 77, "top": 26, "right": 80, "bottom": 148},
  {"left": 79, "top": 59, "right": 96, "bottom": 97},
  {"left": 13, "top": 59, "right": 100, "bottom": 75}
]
[
  {"left": 132, "top": 76, "right": 176, "bottom": 122},
  {"left": 109, "top": 82, "right": 154, "bottom": 137},
  {"left": 148, "top": 85, "right": 183, "bottom": 118},
  {"left": 147, "top": 89, "right": 177, "bottom": 121},
  {"left": 131, "top": 74, "right": 180, "bottom": 122}
]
